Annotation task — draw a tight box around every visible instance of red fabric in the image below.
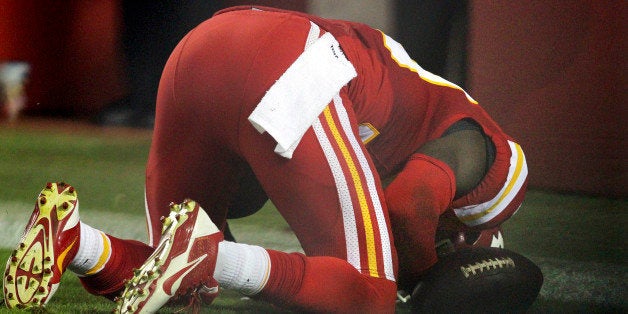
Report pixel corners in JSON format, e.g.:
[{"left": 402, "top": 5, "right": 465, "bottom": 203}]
[
  {"left": 144, "top": 9, "right": 397, "bottom": 311},
  {"left": 79, "top": 236, "right": 152, "bottom": 299},
  {"left": 260, "top": 250, "right": 397, "bottom": 313},
  {"left": 217, "top": 6, "right": 514, "bottom": 179},
  {"left": 385, "top": 154, "right": 455, "bottom": 290}
]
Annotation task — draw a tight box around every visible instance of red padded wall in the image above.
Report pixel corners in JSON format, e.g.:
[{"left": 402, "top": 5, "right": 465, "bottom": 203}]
[
  {"left": 468, "top": 1, "right": 626, "bottom": 197},
  {"left": 0, "top": 0, "right": 127, "bottom": 117}
]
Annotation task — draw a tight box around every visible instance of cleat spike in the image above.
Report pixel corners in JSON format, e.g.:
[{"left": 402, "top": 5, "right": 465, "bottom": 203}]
[
  {"left": 46, "top": 182, "right": 53, "bottom": 189},
  {"left": 38, "top": 286, "right": 46, "bottom": 293},
  {"left": 40, "top": 196, "right": 47, "bottom": 205},
  {"left": 6, "top": 275, "right": 13, "bottom": 282},
  {"left": 62, "top": 202, "right": 69, "bottom": 209},
  {"left": 68, "top": 186, "right": 75, "bottom": 193},
  {"left": 19, "top": 242, "right": 26, "bottom": 249}
]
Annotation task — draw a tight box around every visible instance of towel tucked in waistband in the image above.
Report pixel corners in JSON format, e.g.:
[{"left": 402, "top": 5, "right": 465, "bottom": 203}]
[{"left": 248, "top": 25, "right": 357, "bottom": 158}]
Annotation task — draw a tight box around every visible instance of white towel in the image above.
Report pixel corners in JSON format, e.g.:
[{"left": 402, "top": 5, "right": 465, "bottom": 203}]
[{"left": 248, "top": 30, "right": 357, "bottom": 158}]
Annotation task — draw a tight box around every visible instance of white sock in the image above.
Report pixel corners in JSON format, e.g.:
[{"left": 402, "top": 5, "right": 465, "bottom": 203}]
[
  {"left": 213, "top": 241, "right": 271, "bottom": 296},
  {"left": 68, "top": 222, "right": 111, "bottom": 276}
]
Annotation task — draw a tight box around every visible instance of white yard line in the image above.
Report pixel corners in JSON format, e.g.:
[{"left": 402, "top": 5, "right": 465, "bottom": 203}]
[
  {"left": 226, "top": 222, "right": 303, "bottom": 253},
  {"left": 0, "top": 201, "right": 149, "bottom": 245},
  {"left": 0, "top": 201, "right": 301, "bottom": 252}
]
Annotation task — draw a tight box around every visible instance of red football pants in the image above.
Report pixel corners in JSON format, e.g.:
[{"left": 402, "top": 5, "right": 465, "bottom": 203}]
[{"left": 144, "top": 9, "right": 397, "bottom": 312}]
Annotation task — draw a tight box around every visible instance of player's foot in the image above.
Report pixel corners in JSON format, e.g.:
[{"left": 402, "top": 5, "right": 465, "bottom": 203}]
[
  {"left": 115, "top": 200, "right": 223, "bottom": 313},
  {"left": 3, "top": 182, "right": 80, "bottom": 309}
]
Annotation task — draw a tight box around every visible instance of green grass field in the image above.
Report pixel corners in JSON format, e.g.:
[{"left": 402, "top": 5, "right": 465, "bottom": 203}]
[{"left": 0, "top": 118, "right": 626, "bottom": 313}]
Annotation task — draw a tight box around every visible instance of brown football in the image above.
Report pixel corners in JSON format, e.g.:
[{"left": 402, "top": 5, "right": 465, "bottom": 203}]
[{"left": 410, "top": 247, "right": 543, "bottom": 313}]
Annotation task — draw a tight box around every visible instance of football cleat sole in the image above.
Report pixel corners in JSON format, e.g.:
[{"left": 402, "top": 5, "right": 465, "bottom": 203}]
[
  {"left": 3, "top": 182, "right": 80, "bottom": 309},
  {"left": 115, "top": 200, "right": 221, "bottom": 313}
]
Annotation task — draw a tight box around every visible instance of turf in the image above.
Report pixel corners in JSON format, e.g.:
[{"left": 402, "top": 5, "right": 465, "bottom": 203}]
[
  {"left": 0, "top": 120, "right": 149, "bottom": 212},
  {"left": 0, "top": 118, "right": 626, "bottom": 313}
]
